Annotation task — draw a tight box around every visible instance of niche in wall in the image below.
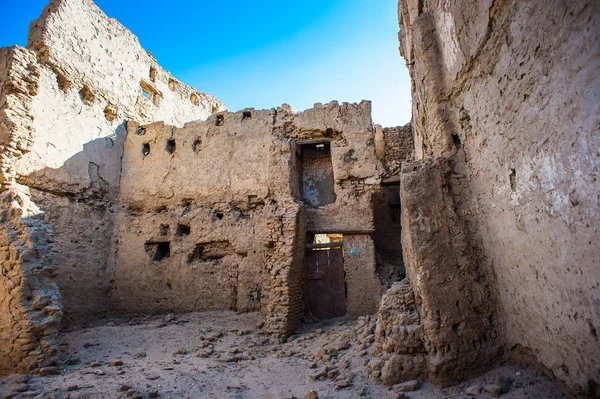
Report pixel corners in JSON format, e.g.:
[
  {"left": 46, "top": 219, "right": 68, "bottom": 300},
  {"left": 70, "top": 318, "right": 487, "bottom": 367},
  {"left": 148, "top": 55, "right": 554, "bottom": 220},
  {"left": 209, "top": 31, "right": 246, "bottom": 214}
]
[{"left": 296, "top": 142, "right": 336, "bottom": 207}]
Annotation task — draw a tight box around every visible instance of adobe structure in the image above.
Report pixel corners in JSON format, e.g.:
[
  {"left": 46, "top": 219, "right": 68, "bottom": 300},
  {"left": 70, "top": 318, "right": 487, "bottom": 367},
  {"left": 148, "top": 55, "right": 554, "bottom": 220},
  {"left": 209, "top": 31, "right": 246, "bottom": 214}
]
[{"left": 0, "top": 0, "right": 598, "bottom": 398}]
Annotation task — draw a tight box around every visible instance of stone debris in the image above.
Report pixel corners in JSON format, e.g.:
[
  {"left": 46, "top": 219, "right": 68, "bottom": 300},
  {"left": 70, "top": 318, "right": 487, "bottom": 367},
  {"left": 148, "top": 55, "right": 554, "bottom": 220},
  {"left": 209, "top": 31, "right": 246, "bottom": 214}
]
[
  {"left": 303, "top": 390, "right": 319, "bottom": 399},
  {"left": 464, "top": 384, "right": 482, "bottom": 396}
]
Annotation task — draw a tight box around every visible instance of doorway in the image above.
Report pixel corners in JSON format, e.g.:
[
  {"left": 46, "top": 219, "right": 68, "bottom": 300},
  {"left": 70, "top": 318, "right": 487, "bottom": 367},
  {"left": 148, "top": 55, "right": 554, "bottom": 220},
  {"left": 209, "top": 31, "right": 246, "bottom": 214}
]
[
  {"left": 306, "top": 234, "right": 346, "bottom": 320},
  {"left": 372, "top": 183, "right": 405, "bottom": 286}
]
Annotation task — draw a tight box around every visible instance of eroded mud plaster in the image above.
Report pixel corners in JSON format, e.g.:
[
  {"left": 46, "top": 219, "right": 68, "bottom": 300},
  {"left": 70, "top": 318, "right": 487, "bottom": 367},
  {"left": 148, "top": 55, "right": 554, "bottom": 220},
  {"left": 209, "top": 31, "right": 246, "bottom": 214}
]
[{"left": 378, "top": 0, "right": 600, "bottom": 396}]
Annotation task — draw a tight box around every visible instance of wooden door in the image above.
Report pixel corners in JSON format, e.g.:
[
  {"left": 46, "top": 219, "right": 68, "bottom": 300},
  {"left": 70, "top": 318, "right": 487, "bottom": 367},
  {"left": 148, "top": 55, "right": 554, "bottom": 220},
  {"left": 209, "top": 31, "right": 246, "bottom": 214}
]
[{"left": 306, "top": 248, "right": 346, "bottom": 319}]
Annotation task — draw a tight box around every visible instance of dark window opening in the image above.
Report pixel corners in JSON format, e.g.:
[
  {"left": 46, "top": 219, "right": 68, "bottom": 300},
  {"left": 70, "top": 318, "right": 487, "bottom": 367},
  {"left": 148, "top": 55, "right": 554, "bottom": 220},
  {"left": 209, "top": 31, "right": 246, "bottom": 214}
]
[
  {"left": 297, "top": 141, "right": 336, "bottom": 208},
  {"left": 136, "top": 127, "right": 146, "bottom": 135},
  {"left": 176, "top": 224, "right": 190, "bottom": 236},
  {"left": 165, "top": 139, "right": 176, "bottom": 154},
  {"left": 242, "top": 111, "right": 252, "bottom": 120},
  {"left": 215, "top": 114, "right": 224, "bottom": 126},
  {"left": 145, "top": 242, "right": 170, "bottom": 261},
  {"left": 142, "top": 143, "right": 150, "bottom": 157}
]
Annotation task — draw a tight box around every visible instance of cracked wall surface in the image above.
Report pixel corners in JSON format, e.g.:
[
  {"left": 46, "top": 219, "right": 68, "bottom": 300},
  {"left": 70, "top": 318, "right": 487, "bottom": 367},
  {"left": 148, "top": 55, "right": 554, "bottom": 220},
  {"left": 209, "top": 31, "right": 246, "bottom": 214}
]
[{"left": 390, "top": 0, "right": 600, "bottom": 396}]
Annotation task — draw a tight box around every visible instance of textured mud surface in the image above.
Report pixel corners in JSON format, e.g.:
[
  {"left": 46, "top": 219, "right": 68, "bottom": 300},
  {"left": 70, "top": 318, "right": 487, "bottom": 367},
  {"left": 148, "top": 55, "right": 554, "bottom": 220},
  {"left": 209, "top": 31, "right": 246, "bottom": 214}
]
[{"left": 0, "top": 311, "right": 564, "bottom": 399}]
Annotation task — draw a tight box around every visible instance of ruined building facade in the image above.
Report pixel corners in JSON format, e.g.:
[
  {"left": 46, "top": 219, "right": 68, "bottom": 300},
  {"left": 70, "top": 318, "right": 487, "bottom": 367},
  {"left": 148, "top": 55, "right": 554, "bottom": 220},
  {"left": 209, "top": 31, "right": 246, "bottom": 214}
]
[
  {"left": 0, "top": 0, "right": 411, "bottom": 377},
  {"left": 0, "top": 0, "right": 598, "bottom": 398}
]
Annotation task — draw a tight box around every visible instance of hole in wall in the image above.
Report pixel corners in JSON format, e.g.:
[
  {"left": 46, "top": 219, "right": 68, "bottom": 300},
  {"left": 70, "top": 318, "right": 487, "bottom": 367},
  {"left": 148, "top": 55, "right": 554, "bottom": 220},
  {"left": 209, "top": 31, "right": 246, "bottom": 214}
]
[
  {"left": 165, "top": 139, "right": 176, "bottom": 154},
  {"left": 144, "top": 242, "right": 170, "bottom": 261},
  {"left": 211, "top": 106, "right": 218, "bottom": 115},
  {"left": 142, "top": 143, "right": 150, "bottom": 157},
  {"left": 149, "top": 67, "right": 157, "bottom": 82},
  {"left": 176, "top": 224, "right": 190, "bottom": 237},
  {"left": 78, "top": 85, "right": 95, "bottom": 104},
  {"left": 215, "top": 114, "right": 224, "bottom": 126},
  {"left": 136, "top": 126, "right": 146, "bottom": 135},
  {"left": 140, "top": 81, "right": 161, "bottom": 106},
  {"left": 168, "top": 79, "right": 176, "bottom": 91},
  {"left": 154, "top": 205, "right": 167, "bottom": 213},
  {"left": 190, "top": 93, "right": 198, "bottom": 105},
  {"left": 452, "top": 133, "right": 462, "bottom": 150},
  {"left": 182, "top": 199, "right": 192, "bottom": 215},
  {"left": 242, "top": 111, "right": 252, "bottom": 120},
  {"left": 104, "top": 105, "right": 117, "bottom": 122},
  {"left": 215, "top": 212, "right": 224, "bottom": 220},
  {"left": 187, "top": 241, "right": 231, "bottom": 263},
  {"left": 192, "top": 138, "right": 202, "bottom": 154},
  {"left": 159, "top": 224, "right": 169, "bottom": 236},
  {"left": 510, "top": 168, "right": 517, "bottom": 191},
  {"left": 55, "top": 71, "right": 70, "bottom": 92}
]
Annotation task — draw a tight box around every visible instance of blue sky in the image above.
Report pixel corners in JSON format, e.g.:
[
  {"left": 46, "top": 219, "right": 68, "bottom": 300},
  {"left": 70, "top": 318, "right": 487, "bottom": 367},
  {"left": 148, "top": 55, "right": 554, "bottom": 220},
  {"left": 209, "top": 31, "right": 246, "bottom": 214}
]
[{"left": 0, "top": 0, "right": 411, "bottom": 126}]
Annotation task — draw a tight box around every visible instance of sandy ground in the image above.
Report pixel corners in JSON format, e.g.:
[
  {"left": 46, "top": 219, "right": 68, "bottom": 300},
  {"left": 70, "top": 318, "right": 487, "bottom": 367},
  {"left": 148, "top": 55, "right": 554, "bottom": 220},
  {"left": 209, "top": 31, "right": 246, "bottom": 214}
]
[{"left": 0, "top": 311, "right": 566, "bottom": 399}]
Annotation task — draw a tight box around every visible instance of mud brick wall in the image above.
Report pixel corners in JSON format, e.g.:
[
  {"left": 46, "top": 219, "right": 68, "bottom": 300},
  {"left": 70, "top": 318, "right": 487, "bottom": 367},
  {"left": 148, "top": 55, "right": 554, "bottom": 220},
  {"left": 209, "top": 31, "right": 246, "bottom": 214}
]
[{"left": 395, "top": 0, "right": 600, "bottom": 395}]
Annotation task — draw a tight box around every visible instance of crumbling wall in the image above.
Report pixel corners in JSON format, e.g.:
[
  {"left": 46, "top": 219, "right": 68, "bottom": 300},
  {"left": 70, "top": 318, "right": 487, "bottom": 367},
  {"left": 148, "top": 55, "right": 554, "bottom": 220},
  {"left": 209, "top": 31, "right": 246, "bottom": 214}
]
[
  {"left": 370, "top": 158, "right": 500, "bottom": 387},
  {"left": 115, "top": 101, "right": 384, "bottom": 334},
  {"left": 0, "top": 0, "right": 224, "bottom": 374},
  {"left": 4, "top": 0, "right": 224, "bottom": 323},
  {"left": 0, "top": 49, "right": 62, "bottom": 375},
  {"left": 0, "top": 187, "right": 62, "bottom": 376},
  {"left": 394, "top": 0, "right": 600, "bottom": 395}
]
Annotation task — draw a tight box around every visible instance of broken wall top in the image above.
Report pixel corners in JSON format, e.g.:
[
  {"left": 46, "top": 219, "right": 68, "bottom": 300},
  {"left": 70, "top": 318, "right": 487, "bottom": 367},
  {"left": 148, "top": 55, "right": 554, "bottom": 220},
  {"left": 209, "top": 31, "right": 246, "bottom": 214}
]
[{"left": 26, "top": 0, "right": 224, "bottom": 128}]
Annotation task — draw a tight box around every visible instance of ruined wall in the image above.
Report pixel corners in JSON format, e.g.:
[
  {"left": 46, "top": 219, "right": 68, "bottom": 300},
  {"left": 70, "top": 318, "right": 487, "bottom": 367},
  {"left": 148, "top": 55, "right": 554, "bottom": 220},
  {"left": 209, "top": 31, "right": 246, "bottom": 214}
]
[
  {"left": 0, "top": 49, "right": 62, "bottom": 375},
  {"left": 113, "top": 111, "right": 280, "bottom": 316},
  {"left": 396, "top": 0, "right": 600, "bottom": 395},
  {"left": 0, "top": 0, "right": 224, "bottom": 374},
  {"left": 3, "top": 0, "right": 224, "bottom": 324},
  {"left": 370, "top": 158, "right": 501, "bottom": 387},
  {"left": 114, "top": 101, "right": 383, "bottom": 334},
  {"left": 287, "top": 102, "right": 380, "bottom": 233}
]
